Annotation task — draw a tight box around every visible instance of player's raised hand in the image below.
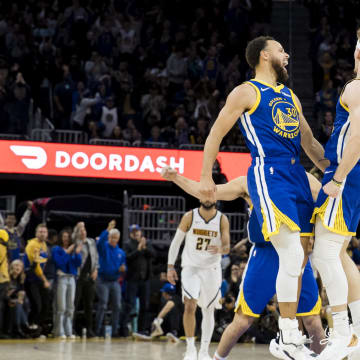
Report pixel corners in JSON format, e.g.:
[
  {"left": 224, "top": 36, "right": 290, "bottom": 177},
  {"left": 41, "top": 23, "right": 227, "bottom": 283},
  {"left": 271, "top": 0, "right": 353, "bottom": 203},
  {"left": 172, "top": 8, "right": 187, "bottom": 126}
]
[
  {"left": 161, "top": 166, "right": 177, "bottom": 181},
  {"left": 199, "top": 176, "right": 217, "bottom": 203},
  {"left": 323, "top": 180, "right": 341, "bottom": 198},
  {"left": 167, "top": 267, "right": 178, "bottom": 285}
]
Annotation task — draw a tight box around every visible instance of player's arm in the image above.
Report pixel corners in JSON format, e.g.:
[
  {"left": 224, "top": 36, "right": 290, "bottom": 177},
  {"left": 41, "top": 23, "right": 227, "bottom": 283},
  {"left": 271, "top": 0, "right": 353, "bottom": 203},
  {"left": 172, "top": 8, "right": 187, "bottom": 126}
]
[
  {"left": 306, "top": 172, "right": 322, "bottom": 202},
  {"left": 324, "top": 81, "right": 360, "bottom": 197},
  {"left": 294, "top": 93, "right": 330, "bottom": 172},
  {"left": 199, "top": 84, "right": 256, "bottom": 201},
  {"left": 167, "top": 211, "right": 192, "bottom": 285},
  {"left": 208, "top": 215, "right": 230, "bottom": 255},
  {"left": 161, "top": 167, "right": 248, "bottom": 201}
]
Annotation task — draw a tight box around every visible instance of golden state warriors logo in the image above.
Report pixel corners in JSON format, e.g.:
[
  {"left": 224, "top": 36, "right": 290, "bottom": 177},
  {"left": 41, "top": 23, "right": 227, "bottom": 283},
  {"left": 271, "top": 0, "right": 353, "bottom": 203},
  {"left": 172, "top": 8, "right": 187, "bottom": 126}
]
[{"left": 270, "top": 99, "right": 300, "bottom": 139}]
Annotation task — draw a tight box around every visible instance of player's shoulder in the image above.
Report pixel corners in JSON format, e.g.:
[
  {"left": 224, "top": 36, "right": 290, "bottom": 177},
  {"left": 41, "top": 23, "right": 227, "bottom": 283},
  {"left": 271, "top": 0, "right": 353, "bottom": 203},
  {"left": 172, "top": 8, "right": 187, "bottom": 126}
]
[
  {"left": 182, "top": 210, "right": 194, "bottom": 223},
  {"left": 343, "top": 79, "right": 360, "bottom": 106}
]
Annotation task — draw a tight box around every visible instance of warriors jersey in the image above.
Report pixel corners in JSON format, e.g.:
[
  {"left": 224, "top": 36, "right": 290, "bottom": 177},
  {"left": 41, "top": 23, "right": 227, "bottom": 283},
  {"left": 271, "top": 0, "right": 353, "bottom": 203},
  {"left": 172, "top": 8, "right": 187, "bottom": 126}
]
[
  {"left": 181, "top": 208, "right": 223, "bottom": 269},
  {"left": 238, "top": 79, "right": 301, "bottom": 158},
  {"left": 324, "top": 80, "right": 360, "bottom": 166}
]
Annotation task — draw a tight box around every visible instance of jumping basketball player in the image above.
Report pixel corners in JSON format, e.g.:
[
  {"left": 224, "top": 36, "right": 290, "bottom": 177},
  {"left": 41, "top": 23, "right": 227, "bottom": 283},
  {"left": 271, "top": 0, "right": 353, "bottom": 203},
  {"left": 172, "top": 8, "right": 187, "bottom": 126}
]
[
  {"left": 311, "top": 30, "right": 360, "bottom": 360},
  {"left": 167, "top": 199, "right": 230, "bottom": 360},
  {"left": 162, "top": 166, "right": 325, "bottom": 358},
  {"left": 198, "top": 36, "right": 327, "bottom": 359}
]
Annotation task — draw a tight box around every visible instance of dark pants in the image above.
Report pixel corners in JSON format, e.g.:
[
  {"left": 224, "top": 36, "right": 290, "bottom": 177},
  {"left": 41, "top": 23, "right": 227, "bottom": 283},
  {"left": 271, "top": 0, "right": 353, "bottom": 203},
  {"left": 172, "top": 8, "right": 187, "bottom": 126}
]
[
  {"left": 125, "top": 279, "right": 151, "bottom": 333},
  {"left": 161, "top": 298, "right": 180, "bottom": 335},
  {"left": 0, "top": 282, "right": 8, "bottom": 334},
  {"left": 75, "top": 277, "right": 96, "bottom": 332},
  {"left": 25, "top": 281, "right": 50, "bottom": 328}
]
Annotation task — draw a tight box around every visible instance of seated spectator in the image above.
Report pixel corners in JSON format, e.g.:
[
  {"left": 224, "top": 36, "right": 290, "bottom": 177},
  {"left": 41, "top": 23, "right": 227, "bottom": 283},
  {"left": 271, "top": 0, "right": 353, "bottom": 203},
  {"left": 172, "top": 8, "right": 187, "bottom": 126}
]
[
  {"left": 147, "top": 125, "right": 165, "bottom": 143},
  {"left": 52, "top": 230, "right": 82, "bottom": 339},
  {"left": 4, "top": 200, "right": 32, "bottom": 262},
  {"left": 225, "top": 263, "right": 243, "bottom": 297},
  {"left": 95, "top": 220, "right": 126, "bottom": 337},
  {"left": 74, "top": 222, "right": 98, "bottom": 338},
  {"left": 123, "top": 224, "right": 155, "bottom": 336},
  {"left": 24, "top": 224, "right": 51, "bottom": 334},
  {"left": 110, "top": 126, "right": 124, "bottom": 140},
  {"left": 0, "top": 229, "right": 9, "bottom": 338},
  {"left": 317, "top": 111, "right": 334, "bottom": 145},
  {"left": 214, "top": 294, "right": 236, "bottom": 342},
  {"left": 6, "top": 260, "right": 29, "bottom": 338},
  {"left": 149, "top": 282, "right": 180, "bottom": 342}
]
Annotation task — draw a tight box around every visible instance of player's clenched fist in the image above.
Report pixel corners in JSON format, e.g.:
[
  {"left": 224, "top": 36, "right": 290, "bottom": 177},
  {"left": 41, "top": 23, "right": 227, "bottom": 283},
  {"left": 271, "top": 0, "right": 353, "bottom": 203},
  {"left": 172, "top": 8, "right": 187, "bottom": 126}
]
[
  {"left": 161, "top": 166, "right": 177, "bottom": 181},
  {"left": 167, "top": 266, "right": 178, "bottom": 285}
]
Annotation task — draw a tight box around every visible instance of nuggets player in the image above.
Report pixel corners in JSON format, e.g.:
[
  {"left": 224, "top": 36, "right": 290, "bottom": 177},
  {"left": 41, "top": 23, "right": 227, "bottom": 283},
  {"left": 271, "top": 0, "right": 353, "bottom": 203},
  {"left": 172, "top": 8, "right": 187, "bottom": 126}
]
[
  {"left": 199, "top": 36, "right": 327, "bottom": 359},
  {"left": 167, "top": 200, "right": 230, "bottom": 360},
  {"left": 162, "top": 166, "right": 325, "bottom": 358},
  {"left": 310, "top": 30, "right": 360, "bottom": 360}
]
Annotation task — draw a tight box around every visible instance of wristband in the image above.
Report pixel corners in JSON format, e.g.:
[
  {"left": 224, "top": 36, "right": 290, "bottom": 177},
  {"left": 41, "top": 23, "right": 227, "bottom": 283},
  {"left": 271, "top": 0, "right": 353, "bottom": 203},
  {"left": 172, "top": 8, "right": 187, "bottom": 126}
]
[
  {"left": 167, "top": 265, "right": 175, "bottom": 271},
  {"left": 332, "top": 177, "right": 343, "bottom": 187}
]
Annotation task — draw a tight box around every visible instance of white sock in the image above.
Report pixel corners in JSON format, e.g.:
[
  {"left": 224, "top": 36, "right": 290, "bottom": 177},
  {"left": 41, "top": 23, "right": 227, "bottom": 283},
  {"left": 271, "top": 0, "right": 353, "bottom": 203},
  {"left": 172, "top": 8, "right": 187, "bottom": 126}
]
[
  {"left": 200, "top": 307, "right": 215, "bottom": 353},
  {"left": 349, "top": 300, "right": 360, "bottom": 336},
  {"left": 186, "top": 337, "right": 195, "bottom": 348},
  {"left": 332, "top": 311, "right": 350, "bottom": 337},
  {"left": 214, "top": 351, "right": 227, "bottom": 360}
]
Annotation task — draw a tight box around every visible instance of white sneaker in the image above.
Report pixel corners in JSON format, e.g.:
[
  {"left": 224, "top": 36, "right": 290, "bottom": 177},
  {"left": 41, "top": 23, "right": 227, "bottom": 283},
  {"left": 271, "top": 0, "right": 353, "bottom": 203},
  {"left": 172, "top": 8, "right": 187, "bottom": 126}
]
[
  {"left": 166, "top": 332, "right": 180, "bottom": 344},
  {"left": 59, "top": 335, "right": 67, "bottom": 340},
  {"left": 151, "top": 318, "right": 164, "bottom": 337},
  {"left": 318, "top": 330, "right": 359, "bottom": 360},
  {"left": 277, "top": 318, "right": 313, "bottom": 360},
  {"left": 184, "top": 346, "right": 197, "bottom": 360},
  {"left": 349, "top": 348, "right": 360, "bottom": 360},
  {"left": 68, "top": 335, "right": 76, "bottom": 340},
  {"left": 270, "top": 334, "right": 317, "bottom": 359},
  {"left": 133, "top": 332, "right": 152, "bottom": 341},
  {"left": 198, "top": 350, "right": 212, "bottom": 360}
]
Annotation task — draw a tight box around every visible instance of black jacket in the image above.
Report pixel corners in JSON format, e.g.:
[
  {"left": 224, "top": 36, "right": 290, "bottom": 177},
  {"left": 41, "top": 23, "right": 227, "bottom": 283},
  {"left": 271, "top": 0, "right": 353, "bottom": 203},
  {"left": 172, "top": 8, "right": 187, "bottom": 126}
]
[{"left": 124, "top": 239, "right": 155, "bottom": 281}]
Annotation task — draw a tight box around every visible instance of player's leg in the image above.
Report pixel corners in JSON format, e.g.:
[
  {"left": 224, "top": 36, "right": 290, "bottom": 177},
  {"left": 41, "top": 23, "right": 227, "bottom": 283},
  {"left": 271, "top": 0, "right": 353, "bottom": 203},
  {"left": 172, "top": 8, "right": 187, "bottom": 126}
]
[
  {"left": 301, "top": 315, "right": 325, "bottom": 354},
  {"left": 182, "top": 266, "right": 201, "bottom": 360},
  {"left": 312, "top": 217, "right": 358, "bottom": 359},
  {"left": 270, "top": 225, "right": 307, "bottom": 353},
  {"left": 213, "top": 310, "right": 254, "bottom": 360},
  {"left": 341, "top": 243, "right": 360, "bottom": 338}
]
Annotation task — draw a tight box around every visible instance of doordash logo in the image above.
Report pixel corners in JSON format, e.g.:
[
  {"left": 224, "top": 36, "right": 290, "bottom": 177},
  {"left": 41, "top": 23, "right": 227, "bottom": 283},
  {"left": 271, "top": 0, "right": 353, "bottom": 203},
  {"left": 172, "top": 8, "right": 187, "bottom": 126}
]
[{"left": 10, "top": 145, "right": 48, "bottom": 169}]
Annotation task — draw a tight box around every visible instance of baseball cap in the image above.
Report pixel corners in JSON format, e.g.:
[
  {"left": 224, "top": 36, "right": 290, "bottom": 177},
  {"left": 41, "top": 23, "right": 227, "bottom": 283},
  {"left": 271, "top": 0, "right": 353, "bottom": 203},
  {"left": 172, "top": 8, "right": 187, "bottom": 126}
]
[
  {"left": 129, "top": 224, "right": 140, "bottom": 232},
  {"left": 160, "top": 282, "right": 176, "bottom": 294}
]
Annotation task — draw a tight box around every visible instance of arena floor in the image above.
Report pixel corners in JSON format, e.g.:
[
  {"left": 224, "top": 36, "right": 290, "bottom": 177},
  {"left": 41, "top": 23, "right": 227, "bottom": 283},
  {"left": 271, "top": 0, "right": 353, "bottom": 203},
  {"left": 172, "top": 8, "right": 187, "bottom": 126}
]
[{"left": 0, "top": 338, "right": 271, "bottom": 359}]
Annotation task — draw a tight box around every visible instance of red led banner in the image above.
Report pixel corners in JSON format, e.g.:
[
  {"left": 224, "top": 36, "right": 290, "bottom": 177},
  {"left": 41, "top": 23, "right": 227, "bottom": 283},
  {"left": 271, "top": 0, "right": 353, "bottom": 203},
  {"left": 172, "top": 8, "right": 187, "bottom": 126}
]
[{"left": 0, "top": 140, "right": 251, "bottom": 181}]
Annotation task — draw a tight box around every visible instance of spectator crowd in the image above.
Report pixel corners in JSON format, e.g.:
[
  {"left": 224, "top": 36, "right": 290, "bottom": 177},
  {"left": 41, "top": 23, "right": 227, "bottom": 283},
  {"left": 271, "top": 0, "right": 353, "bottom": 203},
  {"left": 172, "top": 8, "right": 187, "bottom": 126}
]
[{"left": 0, "top": 0, "right": 274, "bottom": 149}]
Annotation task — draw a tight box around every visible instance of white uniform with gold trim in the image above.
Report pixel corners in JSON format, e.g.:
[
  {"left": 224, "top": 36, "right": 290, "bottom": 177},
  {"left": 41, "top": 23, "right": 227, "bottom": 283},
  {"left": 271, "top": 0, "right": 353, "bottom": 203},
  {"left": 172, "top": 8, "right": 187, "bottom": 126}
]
[{"left": 181, "top": 208, "right": 222, "bottom": 309}]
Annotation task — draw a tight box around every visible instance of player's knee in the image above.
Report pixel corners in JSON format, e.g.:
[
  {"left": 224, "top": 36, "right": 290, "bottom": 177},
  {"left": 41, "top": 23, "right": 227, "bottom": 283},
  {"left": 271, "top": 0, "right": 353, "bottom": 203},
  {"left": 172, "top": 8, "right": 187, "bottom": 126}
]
[
  {"left": 302, "top": 315, "right": 323, "bottom": 336},
  {"left": 184, "top": 298, "right": 197, "bottom": 314},
  {"left": 279, "top": 241, "right": 304, "bottom": 277}
]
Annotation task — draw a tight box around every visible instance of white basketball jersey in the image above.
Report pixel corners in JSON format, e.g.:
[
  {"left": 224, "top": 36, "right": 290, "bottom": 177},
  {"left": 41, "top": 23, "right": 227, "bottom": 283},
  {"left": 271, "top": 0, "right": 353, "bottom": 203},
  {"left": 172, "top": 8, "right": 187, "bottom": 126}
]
[{"left": 182, "top": 208, "right": 223, "bottom": 269}]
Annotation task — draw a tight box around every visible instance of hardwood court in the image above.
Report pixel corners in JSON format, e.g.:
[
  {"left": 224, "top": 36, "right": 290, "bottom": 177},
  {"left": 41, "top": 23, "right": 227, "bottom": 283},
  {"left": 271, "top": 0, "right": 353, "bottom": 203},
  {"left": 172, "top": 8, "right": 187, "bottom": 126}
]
[{"left": 0, "top": 338, "right": 271, "bottom": 360}]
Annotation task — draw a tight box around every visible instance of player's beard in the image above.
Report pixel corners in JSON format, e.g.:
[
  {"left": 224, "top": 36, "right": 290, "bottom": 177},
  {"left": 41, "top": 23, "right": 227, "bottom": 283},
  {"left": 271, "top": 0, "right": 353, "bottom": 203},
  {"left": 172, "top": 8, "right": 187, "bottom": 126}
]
[
  {"left": 200, "top": 201, "right": 216, "bottom": 210},
  {"left": 271, "top": 57, "right": 289, "bottom": 84}
]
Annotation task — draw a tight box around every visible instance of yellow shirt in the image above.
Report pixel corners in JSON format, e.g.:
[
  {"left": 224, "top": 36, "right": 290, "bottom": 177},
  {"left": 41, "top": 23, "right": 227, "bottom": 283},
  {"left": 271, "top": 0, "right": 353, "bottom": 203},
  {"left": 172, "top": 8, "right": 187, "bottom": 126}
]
[
  {"left": 25, "top": 238, "right": 48, "bottom": 279},
  {"left": 0, "top": 244, "right": 9, "bottom": 283}
]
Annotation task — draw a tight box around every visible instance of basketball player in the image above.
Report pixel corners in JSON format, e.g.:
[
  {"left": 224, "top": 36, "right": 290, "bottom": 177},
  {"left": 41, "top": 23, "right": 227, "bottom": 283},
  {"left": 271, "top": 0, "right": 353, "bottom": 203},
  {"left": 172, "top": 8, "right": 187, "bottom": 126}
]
[
  {"left": 198, "top": 36, "right": 327, "bottom": 359},
  {"left": 310, "top": 30, "right": 360, "bottom": 360},
  {"left": 162, "top": 166, "right": 325, "bottom": 358},
  {"left": 167, "top": 199, "right": 230, "bottom": 360}
]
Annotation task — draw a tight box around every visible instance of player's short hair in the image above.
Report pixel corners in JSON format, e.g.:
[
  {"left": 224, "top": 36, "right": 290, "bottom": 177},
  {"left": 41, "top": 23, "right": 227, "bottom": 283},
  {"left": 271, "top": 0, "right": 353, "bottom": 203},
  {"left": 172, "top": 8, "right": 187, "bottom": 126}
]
[{"left": 245, "top": 36, "right": 275, "bottom": 69}]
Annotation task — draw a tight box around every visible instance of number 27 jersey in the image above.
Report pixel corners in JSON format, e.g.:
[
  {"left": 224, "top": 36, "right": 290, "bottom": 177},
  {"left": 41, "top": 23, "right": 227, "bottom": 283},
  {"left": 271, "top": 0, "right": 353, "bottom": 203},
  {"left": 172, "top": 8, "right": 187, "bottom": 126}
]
[{"left": 182, "top": 208, "right": 223, "bottom": 269}]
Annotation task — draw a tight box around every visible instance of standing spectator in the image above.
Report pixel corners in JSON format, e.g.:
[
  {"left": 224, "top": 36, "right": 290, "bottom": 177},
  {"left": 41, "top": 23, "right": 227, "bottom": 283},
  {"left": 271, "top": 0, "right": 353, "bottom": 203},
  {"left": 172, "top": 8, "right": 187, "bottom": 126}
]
[
  {"left": 123, "top": 224, "right": 155, "bottom": 336},
  {"left": 4, "top": 200, "right": 32, "bottom": 262},
  {"left": 52, "top": 230, "right": 82, "bottom": 339},
  {"left": 99, "top": 96, "right": 118, "bottom": 138},
  {"left": 54, "top": 65, "right": 75, "bottom": 129},
  {"left": 24, "top": 224, "right": 51, "bottom": 333},
  {"left": 95, "top": 220, "right": 126, "bottom": 337},
  {"left": 166, "top": 45, "right": 187, "bottom": 95},
  {"left": 74, "top": 222, "right": 98, "bottom": 338},
  {"left": 0, "top": 229, "right": 9, "bottom": 338}
]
